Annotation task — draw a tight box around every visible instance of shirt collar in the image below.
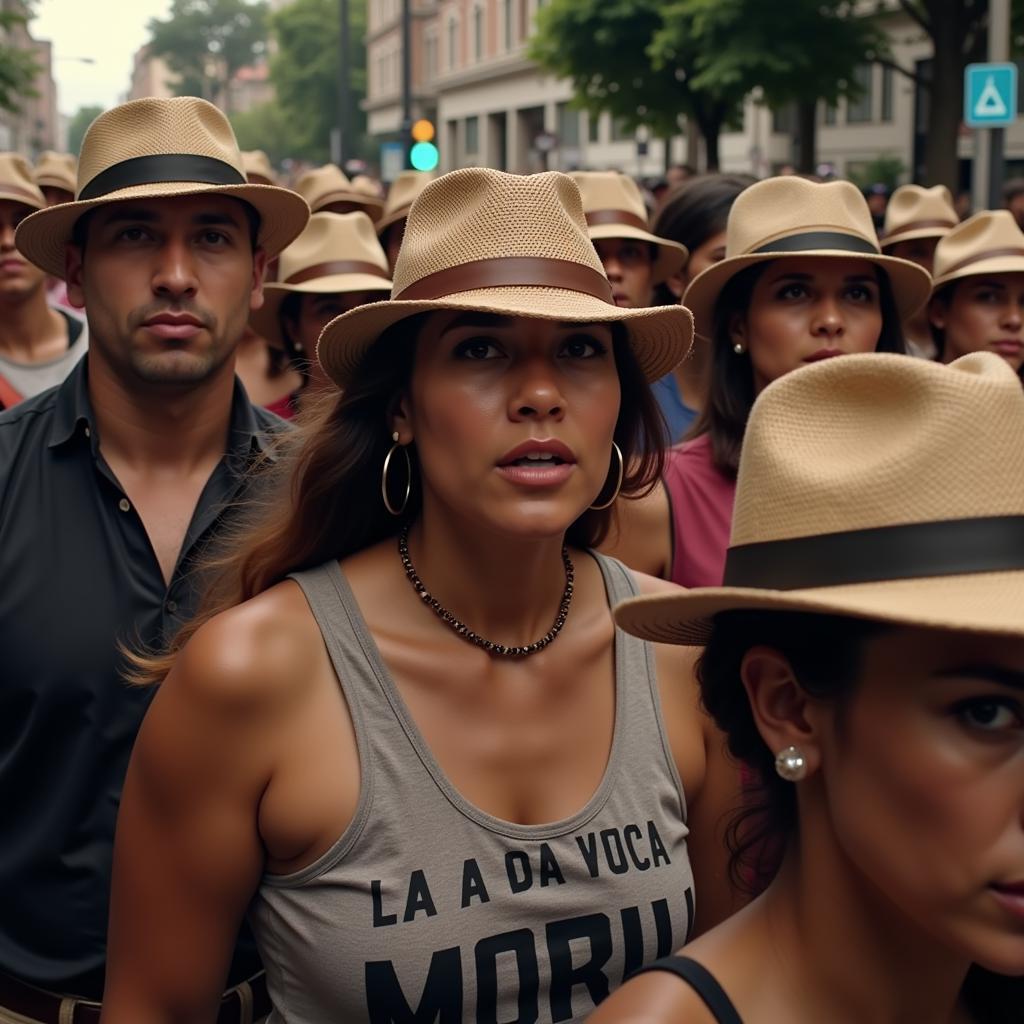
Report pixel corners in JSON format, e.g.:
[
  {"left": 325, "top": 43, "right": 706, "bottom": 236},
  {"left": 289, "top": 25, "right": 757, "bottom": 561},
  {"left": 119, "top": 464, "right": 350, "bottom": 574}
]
[{"left": 48, "top": 356, "right": 280, "bottom": 463}]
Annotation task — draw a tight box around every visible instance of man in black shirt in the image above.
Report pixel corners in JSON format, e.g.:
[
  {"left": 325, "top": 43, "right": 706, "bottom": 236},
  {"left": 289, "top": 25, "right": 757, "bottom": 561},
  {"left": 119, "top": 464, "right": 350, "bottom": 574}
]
[{"left": 0, "top": 96, "right": 308, "bottom": 1023}]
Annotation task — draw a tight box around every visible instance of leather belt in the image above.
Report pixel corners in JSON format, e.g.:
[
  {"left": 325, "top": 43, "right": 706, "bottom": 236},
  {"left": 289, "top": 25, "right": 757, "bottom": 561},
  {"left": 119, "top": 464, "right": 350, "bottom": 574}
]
[{"left": 0, "top": 970, "right": 271, "bottom": 1024}]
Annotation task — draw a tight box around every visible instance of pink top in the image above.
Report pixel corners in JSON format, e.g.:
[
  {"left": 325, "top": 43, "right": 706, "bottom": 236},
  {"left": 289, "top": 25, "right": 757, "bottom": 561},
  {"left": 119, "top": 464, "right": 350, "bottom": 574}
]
[{"left": 664, "top": 433, "right": 737, "bottom": 588}]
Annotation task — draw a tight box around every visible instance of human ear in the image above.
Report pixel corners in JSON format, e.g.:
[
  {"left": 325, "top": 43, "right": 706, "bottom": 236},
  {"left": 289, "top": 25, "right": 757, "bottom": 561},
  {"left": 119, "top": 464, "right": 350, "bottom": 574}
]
[
  {"left": 64, "top": 244, "right": 86, "bottom": 309},
  {"left": 927, "top": 295, "right": 947, "bottom": 331},
  {"left": 740, "top": 646, "right": 823, "bottom": 778},
  {"left": 249, "top": 248, "right": 268, "bottom": 311},
  {"left": 728, "top": 311, "right": 748, "bottom": 350},
  {"left": 666, "top": 272, "right": 685, "bottom": 300},
  {"left": 388, "top": 393, "right": 414, "bottom": 446}
]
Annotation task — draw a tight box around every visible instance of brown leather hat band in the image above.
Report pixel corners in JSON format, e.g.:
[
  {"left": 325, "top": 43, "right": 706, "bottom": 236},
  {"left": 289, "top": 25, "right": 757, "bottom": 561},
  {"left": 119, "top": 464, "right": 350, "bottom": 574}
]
[
  {"left": 585, "top": 209, "right": 650, "bottom": 232},
  {"left": 942, "top": 247, "right": 1024, "bottom": 277},
  {"left": 285, "top": 260, "right": 389, "bottom": 285},
  {"left": 883, "top": 218, "right": 958, "bottom": 242},
  {"left": 395, "top": 256, "right": 615, "bottom": 303}
]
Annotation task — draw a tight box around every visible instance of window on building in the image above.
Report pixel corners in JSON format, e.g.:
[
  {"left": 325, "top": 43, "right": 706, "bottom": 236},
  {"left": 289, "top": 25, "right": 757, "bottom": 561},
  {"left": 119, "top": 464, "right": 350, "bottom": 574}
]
[
  {"left": 557, "top": 102, "right": 579, "bottom": 148},
  {"left": 880, "top": 64, "right": 893, "bottom": 122},
  {"left": 465, "top": 115, "right": 480, "bottom": 154},
  {"left": 771, "top": 104, "right": 794, "bottom": 134},
  {"left": 503, "top": 0, "right": 515, "bottom": 50},
  {"left": 846, "top": 64, "right": 874, "bottom": 124},
  {"left": 588, "top": 111, "right": 601, "bottom": 143},
  {"left": 823, "top": 101, "right": 837, "bottom": 126},
  {"left": 425, "top": 33, "right": 437, "bottom": 81},
  {"left": 448, "top": 15, "right": 458, "bottom": 71},
  {"left": 473, "top": 5, "right": 484, "bottom": 62},
  {"left": 611, "top": 117, "right": 633, "bottom": 142}
]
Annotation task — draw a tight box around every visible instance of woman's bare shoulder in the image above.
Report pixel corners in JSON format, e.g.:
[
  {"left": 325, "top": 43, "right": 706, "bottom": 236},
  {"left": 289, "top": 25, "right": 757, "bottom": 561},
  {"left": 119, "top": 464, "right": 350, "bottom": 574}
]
[
  {"left": 168, "top": 579, "right": 327, "bottom": 714},
  {"left": 588, "top": 968, "right": 719, "bottom": 1023}
]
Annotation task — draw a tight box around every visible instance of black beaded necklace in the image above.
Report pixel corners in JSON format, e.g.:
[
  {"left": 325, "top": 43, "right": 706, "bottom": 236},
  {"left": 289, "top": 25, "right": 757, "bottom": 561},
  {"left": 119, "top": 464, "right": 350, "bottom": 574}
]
[{"left": 398, "top": 526, "right": 575, "bottom": 657}]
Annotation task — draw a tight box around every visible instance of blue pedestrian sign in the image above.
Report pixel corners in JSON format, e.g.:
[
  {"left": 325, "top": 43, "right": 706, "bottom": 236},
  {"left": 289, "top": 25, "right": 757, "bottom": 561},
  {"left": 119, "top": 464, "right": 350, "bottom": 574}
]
[{"left": 964, "top": 63, "right": 1018, "bottom": 128}]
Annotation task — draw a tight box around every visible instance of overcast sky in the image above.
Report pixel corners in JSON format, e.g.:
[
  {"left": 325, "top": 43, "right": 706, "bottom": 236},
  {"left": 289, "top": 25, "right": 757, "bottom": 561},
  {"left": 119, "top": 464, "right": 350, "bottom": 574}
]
[{"left": 33, "top": 0, "right": 173, "bottom": 116}]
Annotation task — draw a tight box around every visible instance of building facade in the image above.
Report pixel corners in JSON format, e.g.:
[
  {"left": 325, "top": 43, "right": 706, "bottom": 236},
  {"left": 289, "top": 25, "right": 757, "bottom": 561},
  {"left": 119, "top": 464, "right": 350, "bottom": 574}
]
[
  {"left": 0, "top": 0, "right": 59, "bottom": 158},
  {"left": 364, "top": 1, "right": 1024, "bottom": 189}
]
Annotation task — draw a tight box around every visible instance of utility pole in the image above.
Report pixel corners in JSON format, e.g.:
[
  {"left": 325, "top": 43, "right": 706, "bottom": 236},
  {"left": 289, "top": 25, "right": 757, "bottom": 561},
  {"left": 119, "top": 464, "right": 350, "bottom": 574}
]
[
  {"left": 336, "top": 0, "right": 351, "bottom": 169},
  {"left": 401, "top": 0, "right": 412, "bottom": 168},
  {"left": 987, "top": 0, "right": 1010, "bottom": 210}
]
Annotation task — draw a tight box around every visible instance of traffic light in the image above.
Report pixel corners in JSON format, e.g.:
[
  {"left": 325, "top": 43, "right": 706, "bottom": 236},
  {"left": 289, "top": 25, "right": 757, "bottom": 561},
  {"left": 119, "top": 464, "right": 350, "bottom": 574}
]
[{"left": 409, "top": 118, "right": 439, "bottom": 172}]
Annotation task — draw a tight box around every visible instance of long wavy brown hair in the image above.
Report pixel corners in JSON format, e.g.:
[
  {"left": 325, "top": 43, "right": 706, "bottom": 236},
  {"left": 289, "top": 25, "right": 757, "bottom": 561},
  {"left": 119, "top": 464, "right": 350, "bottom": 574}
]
[{"left": 129, "top": 313, "right": 669, "bottom": 685}]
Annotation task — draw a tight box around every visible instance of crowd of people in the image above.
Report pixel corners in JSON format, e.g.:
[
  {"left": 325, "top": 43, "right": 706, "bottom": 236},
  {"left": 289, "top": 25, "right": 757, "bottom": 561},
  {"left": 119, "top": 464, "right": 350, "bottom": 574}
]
[{"left": 0, "top": 93, "right": 1021, "bottom": 1024}]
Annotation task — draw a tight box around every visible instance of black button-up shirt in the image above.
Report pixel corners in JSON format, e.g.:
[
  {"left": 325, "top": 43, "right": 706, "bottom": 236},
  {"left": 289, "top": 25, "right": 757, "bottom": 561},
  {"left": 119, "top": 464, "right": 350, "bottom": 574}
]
[{"left": 0, "top": 358, "right": 283, "bottom": 998}]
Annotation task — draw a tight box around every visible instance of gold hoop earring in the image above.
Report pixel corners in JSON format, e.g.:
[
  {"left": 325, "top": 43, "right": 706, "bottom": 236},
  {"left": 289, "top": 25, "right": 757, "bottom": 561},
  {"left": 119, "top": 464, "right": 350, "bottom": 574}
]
[
  {"left": 589, "top": 442, "right": 624, "bottom": 511},
  {"left": 381, "top": 432, "right": 412, "bottom": 516}
]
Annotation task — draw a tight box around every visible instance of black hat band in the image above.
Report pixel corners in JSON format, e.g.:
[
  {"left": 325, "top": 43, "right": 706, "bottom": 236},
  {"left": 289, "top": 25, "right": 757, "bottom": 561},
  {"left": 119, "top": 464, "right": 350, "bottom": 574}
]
[
  {"left": 78, "top": 154, "right": 246, "bottom": 201},
  {"left": 752, "top": 231, "right": 879, "bottom": 257},
  {"left": 723, "top": 516, "right": 1024, "bottom": 591}
]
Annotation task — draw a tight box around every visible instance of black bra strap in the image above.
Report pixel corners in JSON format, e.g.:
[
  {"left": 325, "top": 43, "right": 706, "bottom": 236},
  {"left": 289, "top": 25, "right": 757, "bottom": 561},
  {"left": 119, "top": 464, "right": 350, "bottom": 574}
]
[{"left": 631, "top": 956, "right": 743, "bottom": 1024}]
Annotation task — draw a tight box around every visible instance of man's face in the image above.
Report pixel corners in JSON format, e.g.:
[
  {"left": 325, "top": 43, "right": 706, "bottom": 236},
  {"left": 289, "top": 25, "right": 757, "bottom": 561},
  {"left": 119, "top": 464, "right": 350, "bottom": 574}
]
[
  {"left": 66, "top": 194, "right": 267, "bottom": 388},
  {"left": 0, "top": 199, "right": 47, "bottom": 302}
]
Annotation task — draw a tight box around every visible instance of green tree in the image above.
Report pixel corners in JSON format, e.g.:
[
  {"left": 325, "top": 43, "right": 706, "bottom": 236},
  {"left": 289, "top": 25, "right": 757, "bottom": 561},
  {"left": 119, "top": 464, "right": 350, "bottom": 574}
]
[
  {"left": 655, "top": 0, "right": 883, "bottom": 174},
  {"left": 529, "top": 0, "right": 746, "bottom": 170},
  {"left": 871, "top": 1, "right": 1022, "bottom": 190},
  {"left": 66, "top": 105, "right": 104, "bottom": 155},
  {"left": 0, "top": 3, "right": 39, "bottom": 115},
  {"left": 229, "top": 100, "right": 302, "bottom": 165},
  {"left": 269, "top": 0, "right": 367, "bottom": 165},
  {"left": 147, "top": 0, "right": 268, "bottom": 112}
]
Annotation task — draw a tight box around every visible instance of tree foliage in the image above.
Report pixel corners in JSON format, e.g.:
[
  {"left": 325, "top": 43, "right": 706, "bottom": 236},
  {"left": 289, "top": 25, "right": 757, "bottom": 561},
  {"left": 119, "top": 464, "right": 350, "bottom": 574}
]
[
  {"left": 147, "top": 0, "right": 268, "bottom": 111},
  {"left": 0, "top": 4, "right": 40, "bottom": 115},
  {"left": 269, "top": 0, "right": 367, "bottom": 164},
  {"left": 66, "top": 105, "right": 104, "bottom": 155},
  {"left": 529, "top": 0, "right": 745, "bottom": 170}
]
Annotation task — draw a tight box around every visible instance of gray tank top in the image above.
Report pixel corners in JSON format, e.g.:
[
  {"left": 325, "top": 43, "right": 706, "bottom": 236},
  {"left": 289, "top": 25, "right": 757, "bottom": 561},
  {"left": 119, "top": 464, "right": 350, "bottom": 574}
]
[{"left": 249, "top": 553, "right": 695, "bottom": 1023}]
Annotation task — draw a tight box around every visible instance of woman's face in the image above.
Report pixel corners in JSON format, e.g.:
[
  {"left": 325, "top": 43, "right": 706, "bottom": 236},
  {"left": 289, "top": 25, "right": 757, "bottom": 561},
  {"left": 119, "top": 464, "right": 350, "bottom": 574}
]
[
  {"left": 679, "top": 229, "right": 727, "bottom": 292},
  {"left": 286, "top": 290, "right": 380, "bottom": 392},
  {"left": 397, "top": 312, "right": 621, "bottom": 539},
  {"left": 929, "top": 273, "right": 1024, "bottom": 373},
  {"left": 594, "top": 237, "right": 655, "bottom": 309},
  {"left": 731, "top": 257, "right": 885, "bottom": 393},
  {"left": 812, "top": 627, "right": 1024, "bottom": 974}
]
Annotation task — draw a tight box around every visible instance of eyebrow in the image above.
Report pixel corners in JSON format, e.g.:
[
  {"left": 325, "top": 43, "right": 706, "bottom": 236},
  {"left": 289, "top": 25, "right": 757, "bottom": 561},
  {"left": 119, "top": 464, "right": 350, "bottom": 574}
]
[
  {"left": 767, "top": 271, "right": 877, "bottom": 285},
  {"left": 94, "top": 208, "right": 243, "bottom": 229},
  {"left": 934, "top": 665, "right": 1024, "bottom": 690},
  {"left": 440, "top": 315, "right": 611, "bottom": 334},
  {"left": 967, "top": 279, "right": 1008, "bottom": 290}
]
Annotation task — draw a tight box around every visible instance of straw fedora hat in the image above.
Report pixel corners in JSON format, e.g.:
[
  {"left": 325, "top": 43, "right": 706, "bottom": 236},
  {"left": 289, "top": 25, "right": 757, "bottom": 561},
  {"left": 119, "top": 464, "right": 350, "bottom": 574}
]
[
  {"left": 683, "top": 176, "right": 932, "bottom": 340},
  {"left": 571, "top": 170, "right": 687, "bottom": 284},
  {"left": 317, "top": 167, "right": 694, "bottom": 388},
  {"left": 33, "top": 151, "right": 77, "bottom": 195},
  {"left": 250, "top": 211, "right": 392, "bottom": 350},
  {"left": 241, "top": 149, "right": 276, "bottom": 186},
  {"left": 881, "top": 184, "right": 958, "bottom": 250},
  {"left": 929, "top": 209, "right": 1024, "bottom": 294},
  {"left": 15, "top": 97, "right": 309, "bottom": 279},
  {"left": 0, "top": 153, "right": 45, "bottom": 210},
  {"left": 376, "top": 169, "right": 435, "bottom": 236},
  {"left": 295, "top": 164, "right": 385, "bottom": 220},
  {"left": 614, "top": 351, "right": 1024, "bottom": 645}
]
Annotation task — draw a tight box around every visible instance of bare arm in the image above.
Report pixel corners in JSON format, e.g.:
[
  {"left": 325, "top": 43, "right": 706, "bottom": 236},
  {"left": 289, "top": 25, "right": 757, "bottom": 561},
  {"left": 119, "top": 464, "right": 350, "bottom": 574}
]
[
  {"left": 102, "top": 598, "right": 311, "bottom": 1023},
  {"left": 600, "top": 481, "right": 673, "bottom": 580}
]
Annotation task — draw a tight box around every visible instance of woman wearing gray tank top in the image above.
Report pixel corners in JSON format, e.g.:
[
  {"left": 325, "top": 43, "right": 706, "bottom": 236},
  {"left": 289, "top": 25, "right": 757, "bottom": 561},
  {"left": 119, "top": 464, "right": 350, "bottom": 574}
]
[{"left": 102, "top": 168, "right": 745, "bottom": 1023}]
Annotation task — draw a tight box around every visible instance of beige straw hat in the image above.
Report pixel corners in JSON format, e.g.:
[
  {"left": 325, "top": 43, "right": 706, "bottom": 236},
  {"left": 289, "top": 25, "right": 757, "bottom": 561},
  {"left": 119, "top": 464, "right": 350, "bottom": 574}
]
[
  {"left": 317, "top": 167, "right": 694, "bottom": 388},
  {"left": 33, "top": 151, "right": 77, "bottom": 195},
  {"left": 930, "top": 209, "right": 1024, "bottom": 294},
  {"left": 295, "top": 164, "right": 385, "bottom": 220},
  {"left": 571, "top": 170, "right": 687, "bottom": 284},
  {"left": 241, "top": 149, "right": 276, "bottom": 186},
  {"left": 376, "top": 169, "right": 435, "bottom": 236},
  {"left": 683, "top": 176, "right": 932, "bottom": 339},
  {"left": 0, "top": 153, "right": 45, "bottom": 210},
  {"left": 881, "top": 184, "right": 957, "bottom": 250},
  {"left": 615, "top": 351, "right": 1024, "bottom": 645},
  {"left": 16, "top": 97, "right": 310, "bottom": 278},
  {"left": 250, "top": 211, "right": 392, "bottom": 350}
]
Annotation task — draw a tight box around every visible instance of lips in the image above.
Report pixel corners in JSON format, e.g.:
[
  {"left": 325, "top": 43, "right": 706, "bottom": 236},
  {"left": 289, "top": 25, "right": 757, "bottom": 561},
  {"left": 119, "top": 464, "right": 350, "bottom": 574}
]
[
  {"left": 498, "top": 438, "right": 576, "bottom": 468},
  {"left": 991, "top": 340, "right": 1023, "bottom": 355},
  {"left": 803, "top": 348, "right": 844, "bottom": 363},
  {"left": 141, "top": 313, "right": 206, "bottom": 340},
  {"left": 0, "top": 258, "right": 25, "bottom": 273}
]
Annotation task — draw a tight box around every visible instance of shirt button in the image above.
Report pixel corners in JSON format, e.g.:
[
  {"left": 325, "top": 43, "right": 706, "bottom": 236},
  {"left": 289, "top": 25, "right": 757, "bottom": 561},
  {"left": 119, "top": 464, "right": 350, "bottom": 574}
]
[
  {"left": 165, "top": 600, "right": 178, "bottom": 614},
  {"left": 118, "top": 498, "right": 131, "bottom": 513}
]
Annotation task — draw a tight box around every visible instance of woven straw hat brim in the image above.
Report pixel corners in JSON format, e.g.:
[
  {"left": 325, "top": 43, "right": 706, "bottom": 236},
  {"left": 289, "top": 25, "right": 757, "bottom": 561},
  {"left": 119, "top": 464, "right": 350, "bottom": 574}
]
[
  {"left": 15, "top": 180, "right": 310, "bottom": 279},
  {"left": 614, "top": 569, "right": 1024, "bottom": 647},
  {"left": 684, "top": 249, "right": 932, "bottom": 341},
  {"left": 881, "top": 225, "right": 951, "bottom": 250},
  {"left": 931, "top": 254, "right": 1024, "bottom": 294},
  {"left": 376, "top": 206, "right": 411, "bottom": 236},
  {"left": 34, "top": 175, "right": 75, "bottom": 193},
  {"left": 317, "top": 287, "right": 693, "bottom": 388},
  {"left": 586, "top": 222, "right": 688, "bottom": 285},
  {"left": 251, "top": 274, "right": 392, "bottom": 349},
  {"left": 313, "top": 190, "right": 385, "bottom": 218},
  {"left": 0, "top": 186, "right": 42, "bottom": 211}
]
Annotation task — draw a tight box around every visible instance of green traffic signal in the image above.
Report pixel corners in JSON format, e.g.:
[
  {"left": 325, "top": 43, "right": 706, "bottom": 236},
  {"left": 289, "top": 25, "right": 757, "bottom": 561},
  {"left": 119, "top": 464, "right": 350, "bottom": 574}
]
[{"left": 410, "top": 141, "right": 439, "bottom": 172}]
